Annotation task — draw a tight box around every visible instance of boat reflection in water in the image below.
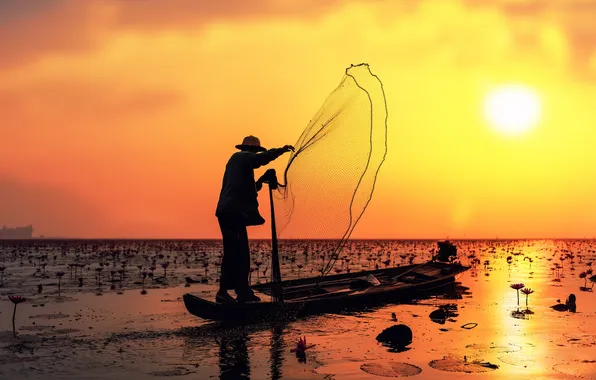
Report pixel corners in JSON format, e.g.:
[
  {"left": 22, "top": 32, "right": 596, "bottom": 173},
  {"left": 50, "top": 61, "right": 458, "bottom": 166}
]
[
  {"left": 216, "top": 324, "right": 287, "bottom": 380},
  {"left": 179, "top": 279, "right": 467, "bottom": 380},
  {"left": 218, "top": 328, "right": 251, "bottom": 380}
]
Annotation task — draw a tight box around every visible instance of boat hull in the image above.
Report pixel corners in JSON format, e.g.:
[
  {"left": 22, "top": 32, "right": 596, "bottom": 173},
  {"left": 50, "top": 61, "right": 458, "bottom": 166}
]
[{"left": 183, "top": 261, "right": 469, "bottom": 322}]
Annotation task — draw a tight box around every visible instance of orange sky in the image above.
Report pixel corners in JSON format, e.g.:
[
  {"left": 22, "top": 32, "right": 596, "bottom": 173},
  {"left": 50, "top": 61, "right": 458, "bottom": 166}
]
[{"left": 2, "top": 0, "right": 596, "bottom": 239}]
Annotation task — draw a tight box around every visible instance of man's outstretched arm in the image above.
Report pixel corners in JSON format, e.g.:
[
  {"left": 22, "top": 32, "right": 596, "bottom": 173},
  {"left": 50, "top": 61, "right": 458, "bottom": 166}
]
[{"left": 249, "top": 145, "right": 294, "bottom": 169}]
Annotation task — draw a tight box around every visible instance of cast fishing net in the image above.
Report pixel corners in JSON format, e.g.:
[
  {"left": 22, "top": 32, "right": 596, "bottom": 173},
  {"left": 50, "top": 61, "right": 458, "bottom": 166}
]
[{"left": 273, "top": 63, "right": 388, "bottom": 279}]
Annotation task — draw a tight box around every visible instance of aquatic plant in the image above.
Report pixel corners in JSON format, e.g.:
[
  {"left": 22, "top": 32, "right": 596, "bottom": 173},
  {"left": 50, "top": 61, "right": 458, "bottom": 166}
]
[
  {"left": 589, "top": 275, "right": 596, "bottom": 290},
  {"left": 521, "top": 288, "right": 534, "bottom": 307},
  {"left": 579, "top": 272, "right": 588, "bottom": 289},
  {"left": 95, "top": 267, "right": 103, "bottom": 286},
  {"left": 8, "top": 295, "right": 26, "bottom": 338},
  {"left": 510, "top": 283, "right": 525, "bottom": 306},
  {"left": 56, "top": 271, "right": 65, "bottom": 298},
  {"left": 290, "top": 336, "right": 315, "bottom": 354},
  {"left": 141, "top": 270, "right": 147, "bottom": 295}
]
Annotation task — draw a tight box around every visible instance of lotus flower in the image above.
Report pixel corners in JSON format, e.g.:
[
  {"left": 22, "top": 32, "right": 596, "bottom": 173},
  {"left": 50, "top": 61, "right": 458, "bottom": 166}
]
[
  {"left": 510, "top": 283, "right": 525, "bottom": 306},
  {"left": 56, "top": 271, "right": 65, "bottom": 298},
  {"left": 521, "top": 288, "right": 534, "bottom": 307},
  {"left": 580, "top": 272, "right": 588, "bottom": 288},
  {"left": 9, "top": 295, "right": 26, "bottom": 304},
  {"left": 8, "top": 295, "right": 26, "bottom": 338},
  {"left": 161, "top": 262, "right": 169, "bottom": 277},
  {"left": 290, "top": 336, "right": 315, "bottom": 354},
  {"left": 140, "top": 270, "right": 148, "bottom": 294}
]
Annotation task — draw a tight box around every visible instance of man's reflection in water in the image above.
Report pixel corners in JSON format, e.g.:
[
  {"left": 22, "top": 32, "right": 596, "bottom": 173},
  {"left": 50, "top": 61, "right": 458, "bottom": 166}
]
[
  {"left": 219, "top": 329, "right": 250, "bottom": 380},
  {"left": 269, "top": 324, "right": 285, "bottom": 380}
]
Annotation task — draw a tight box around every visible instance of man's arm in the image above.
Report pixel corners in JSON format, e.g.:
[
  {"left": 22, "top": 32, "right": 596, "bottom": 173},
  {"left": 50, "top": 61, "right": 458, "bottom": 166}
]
[
  {"left": 248, "top": 145, "right": 294, "bottom": 169},
  {"left": 256, "top": 177, "right": 264, "bottom": 192},
  {"left": 255, "top": 169, "right": 276, "bottom": 192}
]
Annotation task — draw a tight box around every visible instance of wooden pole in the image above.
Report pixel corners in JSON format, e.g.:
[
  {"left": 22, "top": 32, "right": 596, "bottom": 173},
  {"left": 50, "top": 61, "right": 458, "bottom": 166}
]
[{"left": 268, "top": 181, "right": 283, "bottom": 304}]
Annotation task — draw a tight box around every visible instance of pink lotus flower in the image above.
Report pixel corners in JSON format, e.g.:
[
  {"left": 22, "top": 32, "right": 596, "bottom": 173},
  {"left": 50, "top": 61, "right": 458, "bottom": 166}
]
[
  {"left": 9, "top": 295, "right": 26, "bottom": 304},
  {"left": 290, "top": 336, "right": 315, "bottom": 354},
  {"left": 510, "top": 283, "right": 525, "bottom": 306},
  {"left": 521, "top": 288, "right": 534, "bottom": 307},
  {"left": 8, "top": 296, "right": 26, "bottom": 338}
]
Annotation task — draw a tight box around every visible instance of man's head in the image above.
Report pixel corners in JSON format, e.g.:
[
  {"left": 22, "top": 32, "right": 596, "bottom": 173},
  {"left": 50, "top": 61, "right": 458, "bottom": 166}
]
[{"left": 236, "top": 135, "right": 266, "bottom": 152}]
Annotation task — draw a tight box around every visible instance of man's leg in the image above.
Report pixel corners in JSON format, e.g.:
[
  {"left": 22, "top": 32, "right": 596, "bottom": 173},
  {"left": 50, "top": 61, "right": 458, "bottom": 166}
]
[
  {"left": 235, "top": 226, "right": 260, "bottom": 302},
  {"left": 217, "top": 217, "right": 239, "bottom": 303}
]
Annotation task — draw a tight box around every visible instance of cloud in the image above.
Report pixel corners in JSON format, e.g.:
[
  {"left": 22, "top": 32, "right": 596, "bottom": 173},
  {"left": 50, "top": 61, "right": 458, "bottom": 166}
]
[
  {"left": 461, "top": 0, "right": 596, "bottom": 79},
  {"left": 108, "top": 0, "right": 375, "bottom": 30},
  {"left": 2, "top": 0, "right": 595, "bottom": 80},
  {"left": 0, "top": 0, "right": 366, "bottom": 70}
]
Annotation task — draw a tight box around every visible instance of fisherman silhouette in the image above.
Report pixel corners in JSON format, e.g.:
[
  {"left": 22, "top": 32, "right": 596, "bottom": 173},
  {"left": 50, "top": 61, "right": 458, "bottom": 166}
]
[{"left": 215, "top": 136, "right": 294, "bottom": 304}]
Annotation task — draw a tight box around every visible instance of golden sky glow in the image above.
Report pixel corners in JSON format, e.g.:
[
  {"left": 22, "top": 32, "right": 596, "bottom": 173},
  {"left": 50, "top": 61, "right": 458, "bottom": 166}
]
[{"left": 2, "top": 0, "right": 596, "bottom": 238}]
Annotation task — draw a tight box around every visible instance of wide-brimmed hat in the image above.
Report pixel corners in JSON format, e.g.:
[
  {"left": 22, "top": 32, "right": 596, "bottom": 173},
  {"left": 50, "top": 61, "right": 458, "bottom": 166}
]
[{"left": 235, "top": 135, "right": 266, "bottom": 152}]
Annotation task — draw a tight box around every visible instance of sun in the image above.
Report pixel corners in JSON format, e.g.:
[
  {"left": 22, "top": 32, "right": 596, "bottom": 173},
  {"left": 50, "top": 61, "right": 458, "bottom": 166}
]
[{"left": 483, "top": 85, "right": 541, "bottom": 136}]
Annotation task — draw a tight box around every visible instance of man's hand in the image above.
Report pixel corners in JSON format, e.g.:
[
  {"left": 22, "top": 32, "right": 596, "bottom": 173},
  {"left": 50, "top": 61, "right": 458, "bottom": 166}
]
[{"left": 282, "top": 145, "right": 295, "bottom": 152}]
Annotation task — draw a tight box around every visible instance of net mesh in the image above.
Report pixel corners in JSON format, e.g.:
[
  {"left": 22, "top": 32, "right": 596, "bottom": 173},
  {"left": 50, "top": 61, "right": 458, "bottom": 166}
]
[{"left": 274, "top": 63, "right": 388, "bottom": 278}]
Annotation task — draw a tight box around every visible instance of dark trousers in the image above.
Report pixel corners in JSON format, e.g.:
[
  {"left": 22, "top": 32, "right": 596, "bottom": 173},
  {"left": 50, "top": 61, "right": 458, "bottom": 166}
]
[{"left": 218, "top": 216, "right": 250, "bottom": 295}]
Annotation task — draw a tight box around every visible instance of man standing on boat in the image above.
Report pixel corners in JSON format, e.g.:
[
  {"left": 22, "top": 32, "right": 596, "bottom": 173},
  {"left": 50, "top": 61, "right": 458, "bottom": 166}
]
[{"left": 215, "top": 136, "right": 294, "bottom": 304}]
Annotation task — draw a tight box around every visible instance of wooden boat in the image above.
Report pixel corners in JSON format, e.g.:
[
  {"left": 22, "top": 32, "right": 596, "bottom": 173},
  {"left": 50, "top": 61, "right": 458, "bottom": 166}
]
[{"left": 183, "top": 260, "right": 469, "bottom": 322}]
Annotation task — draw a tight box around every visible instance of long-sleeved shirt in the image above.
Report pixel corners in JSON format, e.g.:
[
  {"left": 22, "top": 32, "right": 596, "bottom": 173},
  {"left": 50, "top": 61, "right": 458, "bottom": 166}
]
[{"left": 215, "top": 148, "right": 286, "bottom": 219}]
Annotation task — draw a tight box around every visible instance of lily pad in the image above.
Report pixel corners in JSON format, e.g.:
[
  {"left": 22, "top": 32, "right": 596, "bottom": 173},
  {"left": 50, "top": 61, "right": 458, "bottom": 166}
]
[
  {"left": 429, "top": 357, "right": 499, "bottom": 373},
  {"left": 553, "top": 360, "right": 596, "bottom": 379},
  {"left": 360, "top": 362, "right": 422, "bottom": 377}
]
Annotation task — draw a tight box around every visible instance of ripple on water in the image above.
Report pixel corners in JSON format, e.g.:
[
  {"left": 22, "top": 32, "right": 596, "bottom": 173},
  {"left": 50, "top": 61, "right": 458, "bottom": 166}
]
[
  {"left": 149, "top": 367, "right": 195, "bottom": 377},
  {"left": 360, "top": 362, "right": 422, "bottom": 377},
  {"left": 465, "top": 342, "right": 521, "bottom": 353},
  {"left": 562, "top": 333, "right": 596, "bottom": 348},
  {"left": 497, "top": 352, "right": 535, "bottom": 368},
  {"left": 298, "top": 315, "right": 366, "bottom": 337},
  {"left": 552, "top": 360, "right": 596, "bottom": 379},
  {"left": 29, "top": 313, "right": 70, "bottom": 320}
]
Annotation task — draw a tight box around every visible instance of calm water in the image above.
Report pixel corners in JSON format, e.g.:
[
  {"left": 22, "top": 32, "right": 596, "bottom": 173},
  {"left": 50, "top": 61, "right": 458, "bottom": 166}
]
[{"left": 0, "top": 239, "right": 595, "bottom": 379}]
